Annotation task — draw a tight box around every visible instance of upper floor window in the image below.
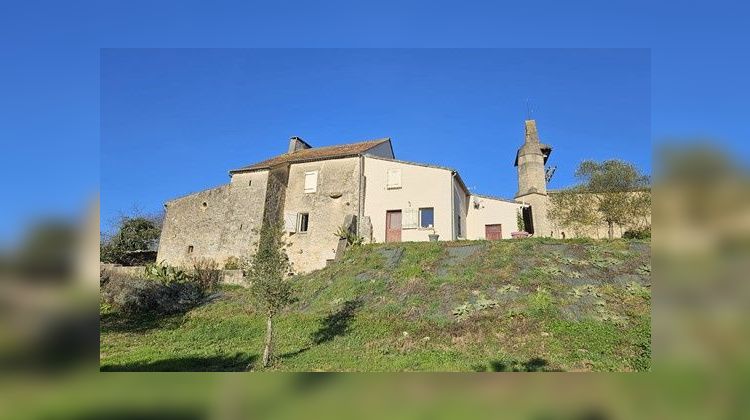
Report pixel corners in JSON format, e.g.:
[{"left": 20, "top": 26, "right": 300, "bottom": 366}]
[
  {"left": 419, "top": 207, "right": 434, "bottom": 228},
  {"left": 304, "top": 171, "right": 318, "bottom": 193},
  {"left": 386, "top": 168, "right": 401, "bottom": 189}
]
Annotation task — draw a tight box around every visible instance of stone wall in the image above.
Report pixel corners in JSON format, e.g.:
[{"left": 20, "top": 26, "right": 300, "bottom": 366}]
[
  {"left": 156, "top": 170, "right": 269, "bottom": 268},
  {"left": 546, "top": 191, "right": 651, "bottom": 239},
  {"left": 282, "top": 157, "right": 361, "bottom": 273}
]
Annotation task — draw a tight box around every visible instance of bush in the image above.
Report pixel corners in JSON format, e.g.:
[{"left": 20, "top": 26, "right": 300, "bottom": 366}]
[
  {"left": 100, "top": 274, "right": 203, "bottom": 317},
  {"left": 101, "top": 260, "right": 218, "bottom": 317},
  {"left": 623, "top": 226, "right": 650, "bottom": 239},
  {"left": 192, "top": 258, "right": 220, "bottom": 292},
  {"left": 224, "top": 256, "right": 241, "bottom": 270},
  {"left": 334, "top": 225, "right": 363, "bottom": 246},
  {"left": 144, "top": 262, "right": 190, "bottom": 284}
]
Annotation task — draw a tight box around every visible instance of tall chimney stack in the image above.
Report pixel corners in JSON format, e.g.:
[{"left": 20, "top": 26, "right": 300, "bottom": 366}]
[{"left": 288, "top": 136, "right": 312, "bottom": 154}]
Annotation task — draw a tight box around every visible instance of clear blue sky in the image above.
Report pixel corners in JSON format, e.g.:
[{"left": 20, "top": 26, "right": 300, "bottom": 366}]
[
  {"left": 101, "top": 49, "right": 649, "bottom": 232},
  {"left": 1, "top": 1, "right": 748, "bottom": 242}
]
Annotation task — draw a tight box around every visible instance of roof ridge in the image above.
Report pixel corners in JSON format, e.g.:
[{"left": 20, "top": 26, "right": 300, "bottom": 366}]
[
  {"left": 229, "top": 137, "right": 391, "bottom": 173},
  {"left": 302, "top": 137, "right": 389, "bottom": 151}
]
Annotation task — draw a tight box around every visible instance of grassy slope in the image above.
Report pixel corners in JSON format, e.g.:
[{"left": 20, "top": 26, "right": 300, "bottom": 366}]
[{"left": 100, "top": 238, "right": 651, "bottom": 372}]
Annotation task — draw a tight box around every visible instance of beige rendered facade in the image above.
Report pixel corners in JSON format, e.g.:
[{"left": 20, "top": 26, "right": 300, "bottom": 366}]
[
  {"left": 156, "top": 119, "right": 647, "bottom": 273},
  {"left": 157, "top": 134, "right": 526, "bottom": 273}
]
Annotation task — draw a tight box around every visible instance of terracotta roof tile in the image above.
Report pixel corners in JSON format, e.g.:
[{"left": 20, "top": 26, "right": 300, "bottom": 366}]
[{"left": 229, "top": 138, "right": 391, "bottom": 173}]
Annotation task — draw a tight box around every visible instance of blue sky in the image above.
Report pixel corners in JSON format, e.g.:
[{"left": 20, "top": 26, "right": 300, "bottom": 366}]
[
  {"left": 1, "top": 1, "right": 748, "bottom": 242},
  {"left": 101, "top": 49, "right": 650, "bottom": 232}
]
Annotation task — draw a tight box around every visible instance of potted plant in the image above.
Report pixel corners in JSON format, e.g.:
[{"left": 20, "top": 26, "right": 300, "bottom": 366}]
[{"left": 427, "top": 226, "right": 439, "bottom": 242}]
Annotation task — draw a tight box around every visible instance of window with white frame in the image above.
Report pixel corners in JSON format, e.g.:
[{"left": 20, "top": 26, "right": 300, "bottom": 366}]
[
  {"left": 304, "top": 171, "right": 318, "bottom": 193},
  {"left": 297, "top": 213, "right": 309, "bottom": 232},
  {"left": 419, "top": 207, "right": 434, "bottom": 228},
  {"left": 386, "top": 168, "right": 401, "bottom": 189}
]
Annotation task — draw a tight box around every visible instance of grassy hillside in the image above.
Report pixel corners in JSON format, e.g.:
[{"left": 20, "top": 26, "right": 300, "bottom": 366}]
[{"left": 100, "top": 238, "right": 651, "bottom": 372}]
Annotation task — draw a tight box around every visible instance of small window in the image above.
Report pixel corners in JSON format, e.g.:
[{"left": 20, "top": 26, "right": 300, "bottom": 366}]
[
  {"left": 419, "top": 207, "right": 434, "bottom": 228},
  {"left": 248, "top": 180, "right": 252, "bottom": 186},
  {"left": 297, "top": 213, "right": 309, "bottom": 232},
  {"left": 187, "top": 245, "right": 194, "bottom": 253},
  {"left": 304, "top": 171, "right": 318, "bottom": 193},
  {"left": 202, "top": 201, "right": 207, "bottom": 208},
  {"left": 386, "top": 169, "right": 402, "bottom": 189}
]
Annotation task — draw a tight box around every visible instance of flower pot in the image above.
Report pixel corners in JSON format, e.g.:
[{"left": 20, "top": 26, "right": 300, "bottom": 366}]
[{"left": 428, "top": 234, "right": 439, "bottom": 242}]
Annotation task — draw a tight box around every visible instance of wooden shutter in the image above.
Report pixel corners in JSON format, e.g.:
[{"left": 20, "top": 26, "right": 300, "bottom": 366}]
[
  {"left": 284, "top": 212, "right": 297, "bottom": 232},
  {"left": 402, "top": 208, "right": 418, "bottom": 229},
  {"left": 304, "top": 171, "right": 318, "bottom": 193},
  {"left": 386, "top": 168, "right": 401, "bottom": 189}
]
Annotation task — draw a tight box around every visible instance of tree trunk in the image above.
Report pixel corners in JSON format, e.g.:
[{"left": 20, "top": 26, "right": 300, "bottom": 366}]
[
  {"left": 607, "top": 221, "right": 614, "bottom": 240},
  {"left": 262, "top": 314, "right": 274, "bottom": 368}
]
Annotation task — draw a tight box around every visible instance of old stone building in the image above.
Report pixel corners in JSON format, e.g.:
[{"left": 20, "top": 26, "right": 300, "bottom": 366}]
[{"left": 157, "top": 120, "right": 646, "bottom": 273}]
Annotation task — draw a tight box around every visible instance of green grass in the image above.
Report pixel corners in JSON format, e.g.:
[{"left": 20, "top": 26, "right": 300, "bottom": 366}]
[{"left": 100, "top": 238, "right": 651, "bottom": 372}]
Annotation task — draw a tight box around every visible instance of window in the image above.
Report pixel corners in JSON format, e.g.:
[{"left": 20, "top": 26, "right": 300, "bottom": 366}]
[
  {"left": 248, "top": 180, "right": 252, "bottom": 186},
  {"left": 304, "top": 171, "right": 318, "bottom": 193},
  {"left": 187, "top": 245, "right": 194, "bottom": 253},
  {"left": 403, "top": 208, "right": 418, "bottom": 229},
  {"left": 419, "top": 207, "right": 434, "bottom": 228},
  {"left": 386, "top": 168, "right": 401, "bottom": 189},
  {"left": 297, "top": 213, "right": 309, "bottom": 232}
]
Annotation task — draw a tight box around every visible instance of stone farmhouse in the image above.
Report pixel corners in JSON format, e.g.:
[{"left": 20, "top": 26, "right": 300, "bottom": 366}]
[{"left": 156, "top": 120, "right": 636, "bottom": 273}]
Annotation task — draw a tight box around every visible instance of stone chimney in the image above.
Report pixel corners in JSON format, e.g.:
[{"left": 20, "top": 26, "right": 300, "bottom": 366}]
[
  {"left": 288, "top": 136, "right": 312, "bottom": 154},
  {"left": 524, "top": 120, "right": 540, "bottom": 144},
  {"left": 515, "top": 119, "right": 552, "bottom": 237}
]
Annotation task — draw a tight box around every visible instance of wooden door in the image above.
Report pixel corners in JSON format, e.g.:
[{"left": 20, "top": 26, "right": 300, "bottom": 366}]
[
  {"left": 485, "top": 224, "right": 502, "bottom": 240},
  {"left": 386, "top": 210, "right": 402, "bottom": 243}
]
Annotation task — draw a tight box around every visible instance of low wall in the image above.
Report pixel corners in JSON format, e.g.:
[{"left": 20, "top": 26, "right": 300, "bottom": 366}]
[
  {"left": 220, "top": 270, "right": 245, "bottom": 286},
  {"left": 100, "top": 264, "right": 248, "bottom": 287},
  {"left": 100, "top": 263, "right": 145, "bottom": 278}
]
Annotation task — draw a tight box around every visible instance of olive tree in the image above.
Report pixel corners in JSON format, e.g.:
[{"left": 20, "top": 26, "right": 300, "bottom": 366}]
[
  {"left": 244, "top": 174, "right": 294, "bottom": 369},
  {"left": 245, "top": 220, "right": 293, "bottom": 369},
  {"left": 548, "top": 188, "right": 600, "bottom": 237},
  {"left": 549, "top": 160, "right": 650, "bottom": 239}
]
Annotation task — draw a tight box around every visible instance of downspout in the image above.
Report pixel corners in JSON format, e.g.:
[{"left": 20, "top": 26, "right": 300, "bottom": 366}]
[
  {"left": 450, "top": 172, "right": 456, "bottom": 241},
  {"left": 357, "top": 155, "right": 364, "bottom": 237}
]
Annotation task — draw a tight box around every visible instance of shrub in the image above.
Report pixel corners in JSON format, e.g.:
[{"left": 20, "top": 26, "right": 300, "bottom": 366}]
[
  {"left": 144, "top": 262, "right": 190, "bottom": 284},
  {"left": 101, "top": 261, "right": 218, "bottom": 317},
  {"left": 192, "top": 258, "right": 220, "bottom": 292},
  {"left": 334, "top": 225, "right": 364, "bottom": 246},
  {"left": 224, "top": 256, "right": 241, "bottom": 270},
  {"left": 623, "top": 226, "right": 651, "bottom": 239},
  {"left": 101, "top": 273, "right": 203, "bottom": 317}
]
